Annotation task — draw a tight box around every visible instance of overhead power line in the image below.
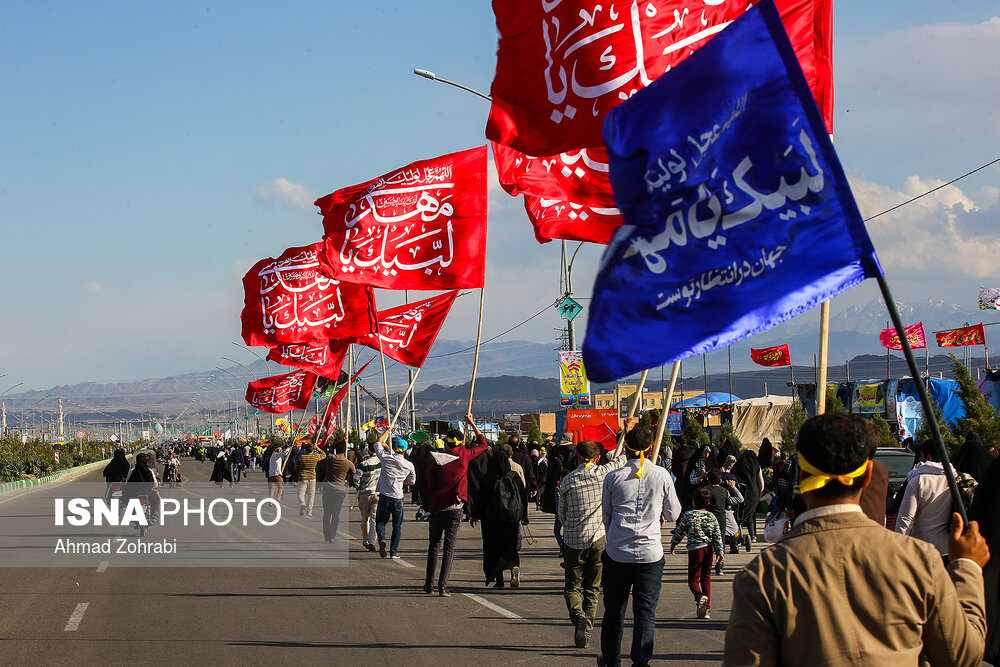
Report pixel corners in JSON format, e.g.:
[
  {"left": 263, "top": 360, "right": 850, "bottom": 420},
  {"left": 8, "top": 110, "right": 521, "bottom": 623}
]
[{"left": 864, "top": 157, "right": 1000, "bottom": 223}]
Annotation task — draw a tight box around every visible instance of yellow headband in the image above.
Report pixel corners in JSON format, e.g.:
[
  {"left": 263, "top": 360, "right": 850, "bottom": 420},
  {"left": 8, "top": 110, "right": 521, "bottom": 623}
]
[{"left": 795, "top": 453, "right": 870, "bottom": 494}]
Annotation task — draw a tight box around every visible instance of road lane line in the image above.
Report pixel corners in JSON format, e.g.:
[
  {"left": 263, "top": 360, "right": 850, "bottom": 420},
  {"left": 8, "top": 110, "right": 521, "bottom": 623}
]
[
  {"left": 393, "top": 558, "right": 415, "bottom": 568},
  {"left": 64, "top": 602, "right": 89, "bottom": 631},
  {"left": 96, "top": 561, "right": 109, "bottom": 573},
  {"left": 463, "top": 593, "right": 523, "bottom": 620}
]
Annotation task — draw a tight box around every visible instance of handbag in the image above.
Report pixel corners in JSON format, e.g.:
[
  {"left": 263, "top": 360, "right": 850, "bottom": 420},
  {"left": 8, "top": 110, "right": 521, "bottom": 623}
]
[{"left": 763, "top": 511, "right": 790, "bottom": 543}]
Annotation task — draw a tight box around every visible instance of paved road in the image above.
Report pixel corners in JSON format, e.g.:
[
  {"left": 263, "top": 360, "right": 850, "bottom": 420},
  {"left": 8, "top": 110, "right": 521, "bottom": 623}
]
[{"left": 0, "top": 458, "right": 759, "bottom": 665}]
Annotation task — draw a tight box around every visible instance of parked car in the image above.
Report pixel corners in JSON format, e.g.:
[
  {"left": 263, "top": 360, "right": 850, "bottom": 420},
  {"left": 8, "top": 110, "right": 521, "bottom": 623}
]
[{"left": 874, "top": 447, "right": 916, "bottom": 498}]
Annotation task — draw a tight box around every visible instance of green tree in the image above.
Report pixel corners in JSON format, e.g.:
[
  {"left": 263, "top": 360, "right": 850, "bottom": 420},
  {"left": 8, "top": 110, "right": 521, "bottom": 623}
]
[
  {"left": 781, "top": 401, "right": 807, "bottom": 454},
  {"left": 949, "top": 353, "right": 1000, "bottom": 445},
  {"left": 915, "top": 395, "right": 961, "bottom": 458},
  {"left": 528, "top": 417, "right": 544, "bottom": 446},
  {"left": 683, "top": 414, "right": 710, "bottom": 446},
  {"left": 714, "top": 421, "right": 743, "bottom": 450},
  {"left": 825, "top": 385, "right": 844, "bottom": 414},
  {"left": 869, "top": 413, "right": 897, "bottom": 448}
]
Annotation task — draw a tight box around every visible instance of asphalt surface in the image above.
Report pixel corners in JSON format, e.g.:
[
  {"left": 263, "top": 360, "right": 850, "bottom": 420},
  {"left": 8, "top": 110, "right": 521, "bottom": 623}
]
[{"left": 0, "top": 458, "right": 760, "bottom": 665}]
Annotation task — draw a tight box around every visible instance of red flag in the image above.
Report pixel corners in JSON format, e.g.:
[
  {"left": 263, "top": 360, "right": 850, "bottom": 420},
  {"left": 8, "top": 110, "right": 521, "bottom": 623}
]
[
  {"left": 750, "top": 344, "right": 791, "bottom": 367},
  {"left": 487, "top": 0, "right": 833, "bottom": 156},
  {"left": 357, "top": 291, "right": 459, "bottom": 368},
  {"left": 266, "top": 341, "right": 349, "bottom": 379},
  {"left": 935, "top": 324, "right": 986, "bottom": 348},
  {"left": 316, "top": 358, "right": 375, "bottom": 444},
  {"left": 492, "top": 142, "right": 616, "bottom": 208},
  {"left": 245, "top": 370, "right": 318, "bottom": 414},
  {"left": 241, "top": 243, "right": 376, "bottom": 347},
  {"left": 524, "top": 195, "right": 623, "bottom": 245},
  {"left": 879, "top": 323, "right": 926, "bottom": 350},
  {"left": 316, "top": 147, "right": 487, "bottom": 290}
]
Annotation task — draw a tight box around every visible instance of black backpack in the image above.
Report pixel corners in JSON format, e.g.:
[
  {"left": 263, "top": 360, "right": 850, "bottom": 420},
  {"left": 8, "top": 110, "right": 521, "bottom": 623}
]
[{"left": 488, "top": 471, "right": 524, "bottom": 523}]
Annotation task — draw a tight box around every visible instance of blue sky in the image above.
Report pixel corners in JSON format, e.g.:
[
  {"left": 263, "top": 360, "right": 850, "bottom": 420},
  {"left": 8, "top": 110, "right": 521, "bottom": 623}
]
[{"left": 1, "top": 1, "right": 998, "bottom": 391}]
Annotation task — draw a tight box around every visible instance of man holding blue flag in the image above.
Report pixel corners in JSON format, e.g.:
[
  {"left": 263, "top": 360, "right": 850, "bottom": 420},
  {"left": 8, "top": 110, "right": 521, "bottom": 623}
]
[{"left": 582, "top": 0, "right": 881, "bottom": 385}]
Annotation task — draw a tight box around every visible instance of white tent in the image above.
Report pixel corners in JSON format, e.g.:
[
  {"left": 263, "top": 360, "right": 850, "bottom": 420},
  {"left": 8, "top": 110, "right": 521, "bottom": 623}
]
[{"left": 731, "top": 395, "right": 795, "bottom": 451}]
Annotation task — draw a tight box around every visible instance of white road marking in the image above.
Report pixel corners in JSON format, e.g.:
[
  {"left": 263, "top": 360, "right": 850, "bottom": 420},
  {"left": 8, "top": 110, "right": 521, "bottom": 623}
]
[
  {"left": 463, "top": 593, "right": 523, "bottom": 620},
  {"left": 96, "top": 561, "right": 109, "bottom": 573},
  {"left": 394, "top": 558, "right": 415, "bottom": 568},
  {"left": 64, "top": 602, "right": 89, "bottom": 631}
]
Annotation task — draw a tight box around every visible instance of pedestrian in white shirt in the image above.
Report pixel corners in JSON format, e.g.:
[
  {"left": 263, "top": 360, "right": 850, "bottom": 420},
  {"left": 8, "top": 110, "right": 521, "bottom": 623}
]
[
  {"left": 896, "top": 439, "right": 972, "bottom": 557},
  {"left": 599, "top": 428, "right": 681, "bottom": 667},
  {"left": 374, "top": 431, "right": 416, "bottom": 559},
  {"left": 268, "top": 445, "right": 289, "bottom": 502}
]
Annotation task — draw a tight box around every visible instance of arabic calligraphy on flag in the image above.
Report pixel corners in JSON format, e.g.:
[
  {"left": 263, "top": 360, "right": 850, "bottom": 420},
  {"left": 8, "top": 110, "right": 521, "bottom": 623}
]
[
  {"left": 524, "top": 196, "right": 623, "bottom": 245},
  {"left": 879, "top": 323, "right": 926, "bottom": 350},
  {"left": 979, "top": 287, "right": 1000, "bottom": 311},
  {"left": 487, "top": 0, "right": 833, "bottom": 157},
  {"left": 750, "top": 344, "right": 791, "bottom": 367},
  {"left": 266, "top": 341, "right": 349, "bottom": 379},
  {"left": 935, "top": 324, "right": 985, "bottom": 348},
  {"left": 316, "top": 147, "right": 487, "bottom": 290},
  {"left": 240, "top": 243, "right": 376, "bottom": 347},
  {"left": 246, "top": 370, "right": 318, "bottom": 414},
  {"left": 357, "top": 290, "right": 459, "bottom": 368},
  {"left": 581, "top": 2, "right": 880, "bottom": 383},
  {"left": 559, "top": 351, "right": 592, "bottom": 406}
]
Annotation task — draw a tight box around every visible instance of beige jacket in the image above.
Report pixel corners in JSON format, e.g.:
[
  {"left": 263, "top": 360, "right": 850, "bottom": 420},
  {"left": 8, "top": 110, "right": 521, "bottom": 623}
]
[{"left": 724, "top": 508, "right": 986, "bottom": 666}]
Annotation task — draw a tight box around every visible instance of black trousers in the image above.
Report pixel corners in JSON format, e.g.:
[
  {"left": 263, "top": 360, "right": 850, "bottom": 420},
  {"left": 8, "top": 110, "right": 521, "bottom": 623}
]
[
  {"left": 320, "top": 483, "right": 347, "bottom": 542},
  {"left": 425, "top": 507, "right": 463, "bottom": 590}
]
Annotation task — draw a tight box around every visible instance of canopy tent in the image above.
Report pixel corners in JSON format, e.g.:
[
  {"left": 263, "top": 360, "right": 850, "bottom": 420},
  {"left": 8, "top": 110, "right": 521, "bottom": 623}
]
[
  {"left": 672, "top": 392, "right": 741, "bottom": 409},
  {"left": 730, "top": 395, "right": 795, "bottom": 451}
]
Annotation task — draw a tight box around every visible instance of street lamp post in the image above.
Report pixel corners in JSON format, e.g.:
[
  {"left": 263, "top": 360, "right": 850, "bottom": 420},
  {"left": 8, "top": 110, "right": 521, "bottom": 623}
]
[
  {"left": 1, "top": 382, "right": 24, "bottom": 435},
  {"left": 233, "top": 341, "right": 274, "bottom": 434},
  {"left": 214, "top": 367, "right": 246, "bottom": 439},
  {"left": 207, "top": 377, "right": 237, "bottom": 437}
]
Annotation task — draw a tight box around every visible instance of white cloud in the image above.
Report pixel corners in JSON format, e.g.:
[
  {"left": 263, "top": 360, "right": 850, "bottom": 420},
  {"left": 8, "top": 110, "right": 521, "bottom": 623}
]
[
  {"left": 79, "top": 281, "right": 104, "bottom": 296},
  {"left": 852, "top": 173, "right": 1000, "bottom": 279},
  {"left": 253, "top": 177, "right": 318, "bottom": 210}
]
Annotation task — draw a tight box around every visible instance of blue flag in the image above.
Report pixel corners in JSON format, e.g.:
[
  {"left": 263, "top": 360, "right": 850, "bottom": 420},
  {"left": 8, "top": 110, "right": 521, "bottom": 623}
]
[{"left": 582, "top": 0, "right": 881, "bottom": 384}]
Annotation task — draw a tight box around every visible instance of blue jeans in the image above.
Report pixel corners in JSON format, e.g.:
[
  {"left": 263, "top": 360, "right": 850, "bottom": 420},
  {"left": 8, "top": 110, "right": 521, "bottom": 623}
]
[
  {"left": 375, "top": 496, "right": 404, "bottom": 555},
  {"left": 600, "top": 554, "right": 664, "bottom": 667}
]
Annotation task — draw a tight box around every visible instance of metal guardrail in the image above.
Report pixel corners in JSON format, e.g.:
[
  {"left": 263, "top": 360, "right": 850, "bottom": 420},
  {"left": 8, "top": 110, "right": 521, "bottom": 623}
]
[{"left": 0, "top": 458, "right": 111, "bottom": 495}]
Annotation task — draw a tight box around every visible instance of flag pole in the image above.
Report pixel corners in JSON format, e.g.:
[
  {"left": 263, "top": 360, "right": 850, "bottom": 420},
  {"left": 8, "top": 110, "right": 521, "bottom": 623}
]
[
  {"left": 816, "top": 301, "right": 830, "bottom": 414},
  {"left": 467, "top": 287, "right": 486, "bottom": 412},
  {"left": 344, "top": 345, "right": 354, "bottom": 446},
  {"left": 389, "top": 367, "right": 422, "bottom": 432},
  {"left": 615, "top": 368, "right": 650, "bottom": 452},
  {"left": 650, "top": 362, "right": 681, "bottom": 465},
  {"left": 376, "top": 334, "right": 391, "bottom": 423},
  {"left": 876, "top": 274, "right": 968, "bottom": 525}
]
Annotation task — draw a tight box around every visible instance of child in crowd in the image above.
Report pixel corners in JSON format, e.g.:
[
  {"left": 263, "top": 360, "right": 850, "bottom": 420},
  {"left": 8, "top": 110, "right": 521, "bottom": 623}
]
[{"left": 670, "top": 486, "right": 724, "bottom": 619}]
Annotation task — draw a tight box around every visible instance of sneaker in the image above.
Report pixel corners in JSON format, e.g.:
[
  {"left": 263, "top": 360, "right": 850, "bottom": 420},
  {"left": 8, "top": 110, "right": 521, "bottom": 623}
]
[
  {"left": 390, "top": 554, "right": 401, "bottom": 559},
  {"left": 493, "top": 580, "right": 505, "bottom": 589},
  {"left": 574, "top": 616, "right": 588, "bottom": 648},
  {"left": 378, "top": 540, "right": 387, "bottom": 558},
  {"left": 299, "top": 507, "right": 305, "bottom": 516},
  {"left": 704, "top": 612, "right": 711, "bottom": 620},
  {"left": 438, "top": 587, "right": 451, "bottom": 597},
  {"left": 306, "top": 510, "right": 313, "bottom": 517},
  {"left": 510, "top": 566, "right": 520, "bottom": 590},
  {"left": 696, "top": 595, "right": 709, "bottom": 619},
  {"left": 423, "top": 584, "right": 432, "bottom": 594},
  {"left": 365, "top": 543, "right": 377, "bottom": 552}
]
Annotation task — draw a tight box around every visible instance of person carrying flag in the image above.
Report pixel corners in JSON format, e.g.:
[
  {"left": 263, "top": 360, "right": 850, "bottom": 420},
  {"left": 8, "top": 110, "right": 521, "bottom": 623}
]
[
  {"left": 423, "top": 413, "right": 490, "bottom": 596},
  {"left": 374, "top": 430, "right": 416, "bottom": 559}
]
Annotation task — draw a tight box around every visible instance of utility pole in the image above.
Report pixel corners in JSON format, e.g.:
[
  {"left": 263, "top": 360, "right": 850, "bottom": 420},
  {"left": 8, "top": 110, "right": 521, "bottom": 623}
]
[{"left": 58, "top": 398, "right": 64, "bottom": 438}]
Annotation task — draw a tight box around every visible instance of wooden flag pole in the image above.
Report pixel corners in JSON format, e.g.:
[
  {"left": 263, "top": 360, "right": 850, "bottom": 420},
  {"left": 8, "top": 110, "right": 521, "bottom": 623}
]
[
  {"left": 463, "top": 288, "right": 486, "bottom": 445},
  {"left": 816, "top": 300, "right": 830, "bottom": 414},
  {"left": 650, "top": 362, "right": 681, "bottom": 465},
  {"left": 615, "top": 368, "right": 650, "bottom": 451},
  {"left": 389, "top": 367, "right": 422, "bottom": 433},
  {"left": 876, "top": 274, "right": 968, "bottom": 525},
  {"left": 467, "top": 288, "right": 486, "bottom": 412}
]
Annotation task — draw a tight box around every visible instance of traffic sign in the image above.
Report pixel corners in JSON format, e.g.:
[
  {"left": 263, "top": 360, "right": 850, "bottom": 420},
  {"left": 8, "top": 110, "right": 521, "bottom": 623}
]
[
  {"left": 556, "top": 296, "right": 583, "bottom": 321},
  {"left": 110, "top": 434, "right": 119, "bottom": 442},
  {"left": 76, "top": 430, "right": 85, "bottom": 440}
]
